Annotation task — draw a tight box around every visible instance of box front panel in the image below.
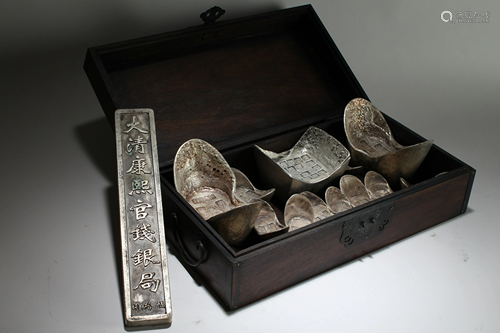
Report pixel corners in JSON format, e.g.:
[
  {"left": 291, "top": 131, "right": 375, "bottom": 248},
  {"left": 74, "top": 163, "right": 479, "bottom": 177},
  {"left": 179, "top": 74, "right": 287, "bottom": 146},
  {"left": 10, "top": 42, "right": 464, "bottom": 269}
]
[
  {"left": 389, "top": 171, "right": 473, "bottom": 237},
  {"left": 233, "top": 170, "right": 472, "bottom": 308}
]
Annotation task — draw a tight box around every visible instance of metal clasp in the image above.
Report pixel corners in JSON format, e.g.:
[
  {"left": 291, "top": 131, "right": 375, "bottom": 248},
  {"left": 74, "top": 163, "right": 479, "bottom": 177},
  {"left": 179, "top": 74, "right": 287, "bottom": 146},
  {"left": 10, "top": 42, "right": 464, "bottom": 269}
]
[
  {"left": 340, "top": 203, "right": 394, "bottom": 247},
  {"left": 200, "top": 6, "right": 225, "bottom": 25}
]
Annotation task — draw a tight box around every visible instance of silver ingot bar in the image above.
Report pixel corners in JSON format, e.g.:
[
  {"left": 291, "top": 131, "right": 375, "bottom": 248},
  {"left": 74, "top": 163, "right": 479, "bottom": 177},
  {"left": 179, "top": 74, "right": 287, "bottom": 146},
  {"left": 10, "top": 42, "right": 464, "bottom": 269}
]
[{"left": 115, "top": 109, "right": 172, "bottom": 327}]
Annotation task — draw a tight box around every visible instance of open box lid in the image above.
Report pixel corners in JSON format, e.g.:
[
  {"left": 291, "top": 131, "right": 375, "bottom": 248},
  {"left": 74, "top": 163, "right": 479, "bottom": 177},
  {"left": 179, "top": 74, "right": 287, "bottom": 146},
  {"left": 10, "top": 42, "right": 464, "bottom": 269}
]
[{"left": 84, "top": 5, "right": 368, "bottom": 168}]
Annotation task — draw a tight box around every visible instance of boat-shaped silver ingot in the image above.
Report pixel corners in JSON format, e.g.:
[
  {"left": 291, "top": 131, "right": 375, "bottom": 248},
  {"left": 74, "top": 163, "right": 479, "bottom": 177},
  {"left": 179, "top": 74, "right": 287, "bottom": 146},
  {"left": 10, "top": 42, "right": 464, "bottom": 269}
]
[
  {"left": 364, "top": 171, "right": 393, "bottom": 199},
  {"left": 344, "top": 98, "right": 433, "bottom": 188},
  {"left": 301, "top": 191, "right": 333, "bottom": 222},
  {"left": 325, "top": 186, "right": 352, "bottom": 214},
  {"left": 284, "top": 194, "right": 315, "bottom": 232},
  {"left": 232, "top": 168, "right": 275, "bottom": 204},
  {"left": 340, "top": 174, "right": 371, "bottom": 207},
  {"left": 254, "top": 126, "right": 350, "bottom": 203},
  {"left": 207, "top": 201, "right": 264, "bottom": 247},
  {"left": 174, "top": 139, "right": 264, "bottom": 247},
  {"left": 254, "top": 200, "right": 288, "bottom": 238},
  {"left": 174, "top": 139, "right": 240, "bottom": 220}
]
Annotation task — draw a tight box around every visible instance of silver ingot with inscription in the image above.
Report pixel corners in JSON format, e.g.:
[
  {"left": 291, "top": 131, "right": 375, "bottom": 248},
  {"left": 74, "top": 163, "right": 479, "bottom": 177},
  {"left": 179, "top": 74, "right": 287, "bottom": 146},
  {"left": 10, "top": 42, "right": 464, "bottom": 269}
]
[
  {"left": 344, "top": 98, "right": 433, "bottom": 188},
  {"left": 115, "top": 109, "right": 172, "bottom": 327},
  {"left": 230, "top": 168, "right": 285, "bottom": 239},
  {"left": 232, "top": 168, "right": 275, "bottom": 204},
  {"left": 254, "top": 200, "right": 289, "bottom": 239},
  {"left": 254, "top": 126, "right": 350, "bottom": 203}
]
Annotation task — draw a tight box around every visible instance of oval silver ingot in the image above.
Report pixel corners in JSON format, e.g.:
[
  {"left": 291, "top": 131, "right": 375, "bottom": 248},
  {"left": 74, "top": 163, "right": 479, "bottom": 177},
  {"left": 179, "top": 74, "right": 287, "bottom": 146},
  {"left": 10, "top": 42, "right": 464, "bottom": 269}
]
[
  {"left": 364, "top": 171, "right": 393, "bottom": 200},
  {"left": 301, "top": 191, "right": 333, "bottom": 222},
  {"left": 254, "top": 126, "right": 350, "bottom": 203},
  {"left": 284, "top": 194, "right": 315, "bottom": 232},
  {"left": 340, "top": 174, "right": 371, "bottom": 207},
  {"left": 325, "top": 186, "right": 352, "bottom": 214},
  {"left": 344, "top": 98, "right": 433, "bottom": 188}
]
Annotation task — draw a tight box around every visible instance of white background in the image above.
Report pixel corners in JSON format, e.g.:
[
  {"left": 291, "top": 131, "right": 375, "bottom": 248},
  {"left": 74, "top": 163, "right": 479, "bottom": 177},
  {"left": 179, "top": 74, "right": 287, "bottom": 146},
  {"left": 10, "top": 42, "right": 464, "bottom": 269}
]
[{"left": 1, "top": 0, "right": 499, "bottom": 332}]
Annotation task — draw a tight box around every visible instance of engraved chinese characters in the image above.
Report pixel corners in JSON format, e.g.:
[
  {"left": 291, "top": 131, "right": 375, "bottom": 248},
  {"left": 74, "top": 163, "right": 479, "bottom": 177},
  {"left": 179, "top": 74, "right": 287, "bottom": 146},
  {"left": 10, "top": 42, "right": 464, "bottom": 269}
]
[{"left": 115, "top": 110, "right": 172, "bottom": 327}]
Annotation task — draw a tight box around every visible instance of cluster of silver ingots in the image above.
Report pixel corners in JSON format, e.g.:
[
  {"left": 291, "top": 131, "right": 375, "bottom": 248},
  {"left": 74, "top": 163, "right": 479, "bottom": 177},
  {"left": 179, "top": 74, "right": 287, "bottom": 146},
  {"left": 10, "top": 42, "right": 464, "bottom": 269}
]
[{"left": 173, "top": 98, "right": 433, "bottom": 247}]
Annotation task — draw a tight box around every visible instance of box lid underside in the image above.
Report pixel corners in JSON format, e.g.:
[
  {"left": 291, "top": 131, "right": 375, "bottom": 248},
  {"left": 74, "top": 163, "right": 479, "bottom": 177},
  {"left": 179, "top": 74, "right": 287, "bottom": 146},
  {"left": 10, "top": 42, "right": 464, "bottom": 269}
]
[{"left": 88, "top": 6, "right": 367, "bottom": 167}]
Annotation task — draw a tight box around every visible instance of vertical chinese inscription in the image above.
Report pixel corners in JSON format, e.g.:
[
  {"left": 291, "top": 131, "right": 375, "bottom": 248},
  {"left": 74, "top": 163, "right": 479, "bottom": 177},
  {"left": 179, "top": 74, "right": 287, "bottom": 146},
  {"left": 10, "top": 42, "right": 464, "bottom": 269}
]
[{"left": 115, "top": 109, "right": 172, "bottom": 326}]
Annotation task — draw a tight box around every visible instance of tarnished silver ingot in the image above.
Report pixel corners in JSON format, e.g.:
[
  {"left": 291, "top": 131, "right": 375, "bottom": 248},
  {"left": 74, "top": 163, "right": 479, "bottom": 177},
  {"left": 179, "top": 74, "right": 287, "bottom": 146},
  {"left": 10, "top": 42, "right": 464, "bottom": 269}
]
[
  {"left": 339, "top": 175, "right": 371, "bottom": 207},
  {"left": 325, "top": 186, "right": 352, "bottom": 214},
  {"left": 230, "top": 168, "right": 283, "bottom": 239},
  {"left": 284, "top": 194, "right": 315, "bottom": 232},
  {"left": 173, "top": 139, "right": 261, "bottom": 247},
  {"left": 174, "top": 139, "right": 239, "bottom": 219},
  {"left": 232, "top": 168, "right": 275, "bottom": 204},
  {"left": 254, "top": 126, "right": 350, "bottom": 203},
  {"left": 364, "top": 171, "right": 393, "bottom": 200},
  {"left": 254, "top": 200, "right": 289, "bottom": 239},
  {"left": 301, "top": 191, "right": 333, "bottom": 222},
  {"left": 344, "top": 98, "right": 433, "bottom": 188},
  {"left": 207, "top": 201, "right": 265, "bottom": 247}
]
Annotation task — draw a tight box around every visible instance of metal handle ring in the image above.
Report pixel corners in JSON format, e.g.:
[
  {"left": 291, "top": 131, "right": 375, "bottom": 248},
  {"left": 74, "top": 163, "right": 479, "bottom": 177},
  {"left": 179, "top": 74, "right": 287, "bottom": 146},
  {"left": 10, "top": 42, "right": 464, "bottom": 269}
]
[{"left": 172, "top": 213, "right": 207, "bottom": 267}]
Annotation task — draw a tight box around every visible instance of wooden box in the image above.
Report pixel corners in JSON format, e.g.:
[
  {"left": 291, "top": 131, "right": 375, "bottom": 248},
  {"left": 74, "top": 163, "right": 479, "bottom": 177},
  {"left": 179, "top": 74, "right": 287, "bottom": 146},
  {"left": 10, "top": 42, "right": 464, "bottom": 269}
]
[{"left": 84, "top": 5, "right": 475, "bottom": 311}]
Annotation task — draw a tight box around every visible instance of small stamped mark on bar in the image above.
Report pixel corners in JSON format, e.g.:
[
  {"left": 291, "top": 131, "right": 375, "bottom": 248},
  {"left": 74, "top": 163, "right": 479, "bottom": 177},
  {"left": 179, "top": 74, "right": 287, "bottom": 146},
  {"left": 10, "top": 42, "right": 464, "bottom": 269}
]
[{"left": 115, "top": 109, "right": 172, "bottom": 327}]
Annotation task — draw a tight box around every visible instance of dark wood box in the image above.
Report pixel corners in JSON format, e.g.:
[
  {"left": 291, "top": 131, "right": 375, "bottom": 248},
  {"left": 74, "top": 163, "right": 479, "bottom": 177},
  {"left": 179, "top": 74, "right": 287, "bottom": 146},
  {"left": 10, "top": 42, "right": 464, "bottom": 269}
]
[{"left": 84, "top": 5, "right": 475, "bottom": 311}]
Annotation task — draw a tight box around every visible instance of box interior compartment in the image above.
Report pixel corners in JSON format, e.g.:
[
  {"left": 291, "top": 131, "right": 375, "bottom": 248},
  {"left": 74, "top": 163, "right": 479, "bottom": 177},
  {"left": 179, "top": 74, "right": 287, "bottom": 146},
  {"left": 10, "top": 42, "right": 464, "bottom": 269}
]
[
  {"left": 160, "top": 114, "right": 465, "bottom": 256},
  {"left": 85, "top": 4, "right": 468, "bottom": 255}
]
